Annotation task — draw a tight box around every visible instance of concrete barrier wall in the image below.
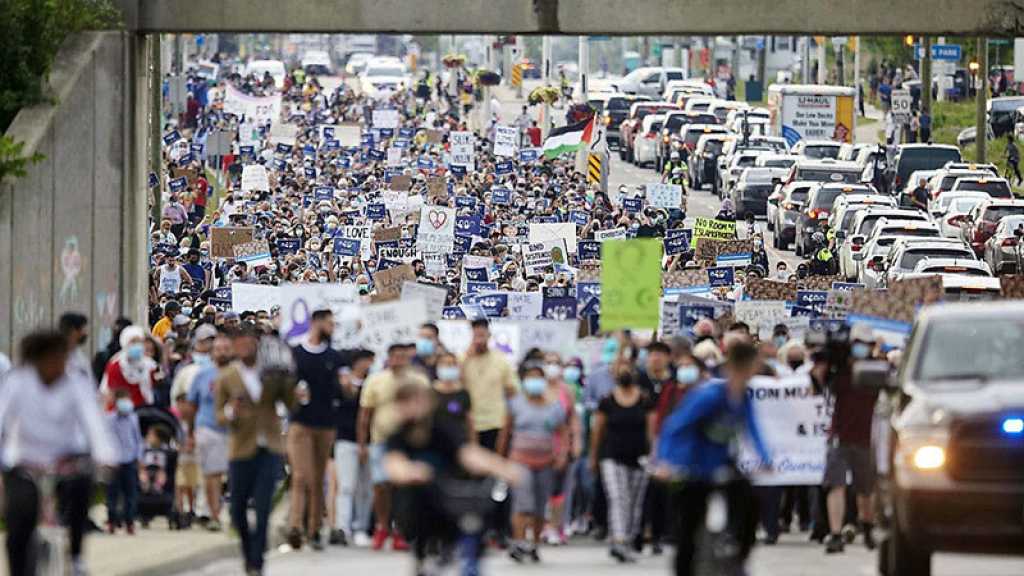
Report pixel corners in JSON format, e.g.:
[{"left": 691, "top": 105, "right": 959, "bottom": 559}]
[{"left": 0, "top": 32, "right": 136, "bottom": 357}]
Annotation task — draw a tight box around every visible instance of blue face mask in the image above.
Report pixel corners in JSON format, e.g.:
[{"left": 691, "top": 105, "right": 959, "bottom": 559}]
[
  {"left": 437, "top": 365, "right": 460, "bottom": 381},
  {"left": 116, "top": 398, "right": 134, "bottom": 414},
  {"left": 416, "top": 338, "right": 435, "bottom": 357},
  {"left": 522, "top": 377, "right": 547, "bottom": 396},
  {"left": 851, "top": 342, "right": 872, "bottom": 359},
  {"left": 636, "top": 349, "right": 649, "bottom": 368},
  {"left": 773, "top": 336, "right": 787, "bottom": 349},
  {"left": 601, "top": 340, "right": 619, "bottom": 364},
  {"left": 676, "top": 365, "right": 700, "bottom": 385},
  {"left": 126, "top": 343, "right": 145, "bottom": 362},
  {"left": 563, "top": 366, "right": 581, "bottom": 384}
]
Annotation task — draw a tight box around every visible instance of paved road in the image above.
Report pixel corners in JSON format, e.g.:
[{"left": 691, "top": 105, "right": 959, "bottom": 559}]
[{"left": 174, "top": 535, "right": 1024, "bottom": 576}]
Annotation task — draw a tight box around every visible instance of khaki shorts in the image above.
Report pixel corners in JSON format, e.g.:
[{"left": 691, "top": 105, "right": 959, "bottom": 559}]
[{"left": 176, "top": 460, "right": 201, "bottom": 489}]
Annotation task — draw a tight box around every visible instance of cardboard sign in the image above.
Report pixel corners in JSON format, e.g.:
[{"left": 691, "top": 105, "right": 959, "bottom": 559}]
[
  {"left": 373, "top": 263, "right": 417, "bottom": 302},
  {"left": 373, "top": 226, "right": 403, "bottom": 244},
  {"left": 416, "top": 205, "right": 456, "bottom": 253},
  {"left": 426, "top": 177, "right": 448, "bottom": 202},
  {"left": 210, "top": 227, "right": 254, "bottom": 258},
  {"left": 691, "top": 217, "right": 737, "bottom": 247},
  {"left": 662, "top": 269, "right": 710, "bottom": 289},
  {"left": 601, "top": 239, "right": 662, "bottom": 330},
  {"left": 232, "top": 240, "right": 272, "bottom": 268},
  {"left": 390, "top": 174, "right": 412, "bottom": 192},
  {"left": 694, "top": 238, "right": 754, "bottom": 264},
  {"left": 171, "top": 166, "right": 200, "bottom": 187},
  {"left": 646, "top": 183, "right": 683, "bottom": 209},
  {"left": 493, "top": 125, "right": 519, "bottom": 157},
  {"left": 745, "top": 278, "right": 798, "bottom": 302},
  {"left": 426, "top": 129, "right": 444, "bottom": 144}
]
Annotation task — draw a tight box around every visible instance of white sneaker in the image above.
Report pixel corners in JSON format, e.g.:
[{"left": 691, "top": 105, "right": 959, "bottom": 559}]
[{"left": 353, "top": 531, "right": 372, "bottom": 547}]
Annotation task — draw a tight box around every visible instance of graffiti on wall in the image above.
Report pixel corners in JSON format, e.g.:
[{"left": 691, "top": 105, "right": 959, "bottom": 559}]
[
  {"left": 14, "top": 292, "right": 46, "bottom": 331},
  {"left": 59, "top": 235, "right": 83, "bottom": 305},
  {"left": 95, "top": 290, "right": 118, "bottom": 349}
]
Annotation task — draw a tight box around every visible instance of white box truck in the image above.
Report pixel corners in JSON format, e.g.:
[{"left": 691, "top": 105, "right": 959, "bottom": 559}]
[{"left": 767, "top": 84, "right": 857, "bottom": 147}]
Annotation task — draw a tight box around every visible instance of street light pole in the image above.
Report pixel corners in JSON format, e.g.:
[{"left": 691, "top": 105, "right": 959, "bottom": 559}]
[
  {"left": 977, "top": 37, "right": 989, "bottom": 163},
  {"left": 579, "top": 35, "right": 589, "bottom": 101},
  {"left": 921, "top": 36, "right": 933, "bottom": 117}
]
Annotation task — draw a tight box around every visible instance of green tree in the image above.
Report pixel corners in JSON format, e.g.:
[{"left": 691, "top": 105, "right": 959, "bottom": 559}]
[{"left": 0, "top": 0, "right": 119, "bottom": 180}]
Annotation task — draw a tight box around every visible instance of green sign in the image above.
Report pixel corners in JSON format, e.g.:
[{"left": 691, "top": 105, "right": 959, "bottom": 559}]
[
  {"left": 600, "top": 239, "right": 663, "bottom": 330},
  {"left": 691, "top": 217, "right": 737, "bottom": 247}
]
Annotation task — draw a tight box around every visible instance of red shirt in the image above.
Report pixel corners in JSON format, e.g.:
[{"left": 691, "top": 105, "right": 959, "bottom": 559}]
[
  {"left": 194, "top": 177, "right": 209, "bottom": 207},
  {"left": 527, "top": 127, "right": 542, "bottom": 147}
]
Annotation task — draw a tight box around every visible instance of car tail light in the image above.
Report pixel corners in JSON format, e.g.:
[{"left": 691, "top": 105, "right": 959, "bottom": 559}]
[
  {"left": 851, "top": 244, "right": 862, "bottom": 252},
  {"left": 1002, "top": 238, "right": 1018, "bottom": 247},
  {"left": 947, "top": 214, "right": 966, "bottom": 226},
  {"left": 867, "top": 260, "right": 878, "bottom": 270},
  {"left": 783, "top": 202, "right": 797, "bottom": 210},
  {"left": 603, "top": 114, "right": 611, "bottom": 125},
  {"left": 663, "top": 136, "right": 670, "bottom": 144}
]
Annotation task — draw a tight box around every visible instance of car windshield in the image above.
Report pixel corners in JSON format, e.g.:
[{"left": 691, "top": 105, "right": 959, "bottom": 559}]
[
  {"left": 798, "top": 168, "right": 860, "bottom": 183},
  {"left": 803, "top": 145, "right": 841, "bottom": 159},
  {"left": 646, "top": 121, "right": 663, "bottom": 135},
  {"left": 763, "top": 158, "right": 796, "bottom": 168},
  {"left": 857, "top": 214, "right": 920, "bottom": 236},
  {"left": 810, "top": 188, "right": 846, "bottom": 208},
  {"left": 607, "top": 98, "right": 633, "bottom": 111},
  {"left": 703, "top": 140, "right": 725, "bottom": 154},
  {"left": 915, "top": 317, "right": 1024, "bottom": 382},
  {"left": 955, "top": 180, "right": 1012, "bottom": 198},
  {"left": 899, "top": 148, "right": 962, "bottom": 179},
  {"left": 365, "top": 67, "right": 404, "bottom": 77},
  {"left": 898, "top": 248, "right": 973, "bottom": 270},
  {"left": 686, "top": 130, "right": 722, "bottom": 147},
  {"left": 949, "top": 198, "right": 983, "bottom": 213},
  {"left": 983, "top": 205, "right": 1024, "bottom": 222}
]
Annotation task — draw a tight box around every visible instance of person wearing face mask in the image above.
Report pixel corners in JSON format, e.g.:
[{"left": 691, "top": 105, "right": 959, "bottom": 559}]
[
  {"left": 101, "top": 326, "right": 157, "bottom": 410},
  {"left": 413, "top": 323, "right": 442, "bottom": 380},
  {"left": 0, "top": 331, "right": 116, "bottom": 576},
  {"left": 503, "top": 362, "right": 567, "bottom": 563},
  {"left": 104, "top": 389, "right": 143, "bottom": 536},
  {"left": 541, "top": 354, "right": 580, "bottom": 547},
  {"left": 589, "top": 360, "right": 656, "bottom": 563},
  {"left": 774, "top": 261, "right": 790, "bottom": 281},
  {"left": 812, "top": 324, "right": 880, "bottom": 554}
]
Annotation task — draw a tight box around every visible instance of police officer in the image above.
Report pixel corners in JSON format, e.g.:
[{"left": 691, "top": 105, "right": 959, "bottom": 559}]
[
  {"left": 663, "top": 151, "right": 688, "bottom": 185},
  {"left": 809, "top": 232, "right": 837, "bottom": 276}
]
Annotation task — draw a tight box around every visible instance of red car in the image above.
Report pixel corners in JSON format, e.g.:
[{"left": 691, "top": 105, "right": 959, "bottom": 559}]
[{"left": 618, "top": 102, "right": 679, "bottom": 163}]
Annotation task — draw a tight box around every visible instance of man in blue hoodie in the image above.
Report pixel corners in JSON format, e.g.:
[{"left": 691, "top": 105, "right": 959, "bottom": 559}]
[{"left": 655, "top": 340, "right": 771, "bottom": 576}]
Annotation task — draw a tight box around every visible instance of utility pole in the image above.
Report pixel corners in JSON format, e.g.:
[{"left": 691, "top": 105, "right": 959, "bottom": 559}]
[
  {"left": 542, "top": 35, "right": 552, "bottom": 137},
  {"left": 578, "top": 36, "right": 589, "bottom": 100},
  {"left": 854, "top": 37, "right": 861, "bottom": 110},
  {"left": 817, "top": 38, "right": 827, "bottom": 84},
  {"left": 757, "top": 37, "right": 767, "bottom": 85},
  {"left": 921, "top": 36, "right": 933, "bottom": 118},
  {"left": 977, "top": 37, "right": 989, "bottom": 163},
  {"left": 802, "top": 37, "right": 811, "bottom": 83}
]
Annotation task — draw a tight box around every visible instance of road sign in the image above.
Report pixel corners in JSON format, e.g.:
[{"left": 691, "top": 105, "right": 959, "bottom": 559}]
[
  {"left": 831, "top": 36, "right": 848, "bottom": 51},
  {"left": 891, "top": 89, "right": 913, "bottom": 125},
  {"left": 914, "top": 44, "right": 962, "bottom": 62}
]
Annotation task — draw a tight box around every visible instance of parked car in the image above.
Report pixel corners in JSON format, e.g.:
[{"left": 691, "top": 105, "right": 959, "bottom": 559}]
[
  {"left": 859, "top": 302, "right": 1024, "bottom": 575},
  {"left": 878, "top": 237, "right": 976, "bottom": 288},
  {"left": 929, "top": 191, "right": 991, "bottom": 238},
  {"left": 949, "top": 176, "right": 1013, "bottom": 199},
  {"left": 768, "top": 181, "right": 815, "bottom": 247},
  {"left": 987, "top": 95, "right": 1024, "bottom": 137},
  {"left": 690, "top": 133, "right": 734, "bottom": 190},
  {"left": 783, "top": 159, "right": 864, "bottom": 188},
  {"left": 655, "top": 111, "right": 719, "bottom": 172},
  {"left": 719, "top": 150, "right": 769, "bottom": 200},
  {"left": 359, "top": 59, "right": 410, "bottom": 98},
  {"left": 983, "top": 214, "right": 1024, "bottom": 273}
]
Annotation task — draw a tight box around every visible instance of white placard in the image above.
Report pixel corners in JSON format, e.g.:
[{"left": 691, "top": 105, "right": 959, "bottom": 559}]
[
  {"left": 449, "top": 131, "right": 475, "bottom": 169},
  {"left": 493, "top": 125, "right": 519, "bottom": 158},
  {"left": 416, "top": 205, "right": 457, "bottom": 253},
  {"left": 437, "top": 319, "right": 577, "bottom": 364},
  {"left": 359, "top": 300, "right": 428, "bottom": 360},
  {"left": 529, "top": 222, "right": 578, "bottom": 254},
  {"left": 400, "top": 281, "right": 449, "bottom": 321},
  {"left": 646, "top": 183, "right": 683, "bottom": 209},
  {"left": 343, "top": 224, "right": 373, "bottom": 260},
  {"left": 595, "top": 227, "right": 627, "bottom": 242},
  {"left": 335, "top": 124, "right": 362, "bottom": 147},
  {"left": 230, "top": 283, "right": 281, "bottom": 313},
  {"left": 372, "top": 108, "right": 400, "bottom": 129},
  {"left": 268, "top": 123, "right": 300, "bottom": 147},
  {"left": 505, "top": 291, "right": 543, "bottom": 320},
  {"left": 278, "top": 283, "right": 360, "bottom": 348},
  {"left": 387, "top": 147, "right": 403, "bottom": 167},
  {"left": 523, "top": 240, "right": 564, "bottom": 276},
  {"left": 734, "top": 300, "right": 789, "bottom": 329},
  {"left": 737, "top": 375, "right": 830, "bottom": 486},
  {"left": 241, "top": 164, "right": 270, "bottom": 192},
  {"left": 223, "top": 84, "right": 282, "bottom": 124},
  {"left": 422, "top": 252, "right": 447, "bottom": 277}
]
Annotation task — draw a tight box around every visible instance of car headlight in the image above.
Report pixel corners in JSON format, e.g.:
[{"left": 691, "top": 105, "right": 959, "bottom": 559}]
[{"left": 912, "top": 445, "right": 946, "bottom": 470}]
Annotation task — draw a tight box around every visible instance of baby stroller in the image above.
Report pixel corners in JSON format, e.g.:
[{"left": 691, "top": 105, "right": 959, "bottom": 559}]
[{"left": 135, "top": 406, "right": 182, "bottom": 529}]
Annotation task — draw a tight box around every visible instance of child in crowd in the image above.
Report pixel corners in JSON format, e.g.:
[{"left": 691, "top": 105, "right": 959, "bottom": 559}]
[{"left": 107, "top": 389, "right": 143, "bottom": 534}]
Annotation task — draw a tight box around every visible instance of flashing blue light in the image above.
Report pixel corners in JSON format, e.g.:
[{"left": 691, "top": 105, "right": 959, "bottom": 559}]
[{"left": 1003, "top": 418, "right": 1024, "bottom": 435}]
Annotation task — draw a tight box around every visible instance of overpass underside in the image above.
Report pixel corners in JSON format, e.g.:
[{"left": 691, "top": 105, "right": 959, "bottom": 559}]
[{"left": 116, "top": 0, "right": 1024, "bottom": 36}]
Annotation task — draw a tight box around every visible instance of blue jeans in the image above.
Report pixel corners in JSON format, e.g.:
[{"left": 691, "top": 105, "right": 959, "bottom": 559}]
[
  {"left": 229, "top": 449, "right": 281, "bottom": 571},
  {"left": 106, "top": 462, "right": 138, "bottom": 526}
]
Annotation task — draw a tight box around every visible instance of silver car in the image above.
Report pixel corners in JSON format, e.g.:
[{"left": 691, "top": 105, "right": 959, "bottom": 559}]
[
  {"left": 769, "top": 182, "right": 814, "bottom": 250},
  {"left": 983, "top": 214, "right": 1024, "bottom": 274},
  {"left": 840, "top": 209, "right": 930, "bottom": 281}
]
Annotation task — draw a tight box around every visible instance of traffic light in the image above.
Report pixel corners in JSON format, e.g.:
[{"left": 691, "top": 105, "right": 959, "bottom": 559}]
[{"left": 905, "top": 35, "right": 915, "bottom": 47}]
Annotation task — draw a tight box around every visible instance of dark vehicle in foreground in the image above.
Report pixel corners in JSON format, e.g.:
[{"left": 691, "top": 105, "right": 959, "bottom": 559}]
[{"left": 857, "top": 302, "right": 1024, "bottom": 576}]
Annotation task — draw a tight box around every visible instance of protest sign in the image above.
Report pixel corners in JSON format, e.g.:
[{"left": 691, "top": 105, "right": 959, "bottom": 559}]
[
  {"left": 662, "top": 269, "right": 710, "bottom": 289},
  {"left": 622, "top": 197, "right": 643, "bottom": 213},
  {"left": 737, "top": 375, "right": 829, "bottom": 486},
  {"left": 241, "top": 164, "right": 270, "bottom": 192},
  {"left": 279, "top": 283, "right": 360, "bottom": 347},
  {"left": 691, "top": 217, "right": 737, "bottom": 247},
  {"left": 276, "top": 237, "right": 301, "bottom": 254},
  {"left": 332, "top": 237, "right": 362, "bottom": 257},
  {"left": 493, "top": 125, "right": 518, "bottom": 157},
  {"left": 645, "top": 183, "right": 683, "bottom": 209},
  {"left": 223, "top": 84, "right": 281, "bottom": 123},
  {"left": 601, "top": 239, "right": 662, "bottom": 330},
  {"left": 427, "top": 178, "right": 448, "bottom": 202},
  {"left": 210, "top": 227, "right": 254, "bottom": 258},
  {"left": 577, "top": 241, "right": 601, "bottom": 262},
  {"left": 378, "top": 246, "right": 418, "bottom": 263},
  {"left": 694, "top": 238, "right": 753, "bottom": 264},
  {"left": 232, "top": 241, "right": 272, "bottom": 268},
  {"left": 796, "top": 290, "right": 829, "bottom": 312},
  {"left": 707, "top": 267, "right": 735, "bottom": 287},
  {"left": 372, "top": 108, "right": 400, "bottom": 129},
  {"left": 268, "top": 123, "right": 299, "bottom": 147},
  {"left": 373, "top": 226, "right": 403, "bottom": 244},
  {"left": 745, "top": 278, "right": 798, "bottom": 302},
  {"left": 360, "top": 300, "right": 428, "bottom": 360},
  {"left": 426, "top": 129, "right": 444, "bottom": 144},
  {"left": 449, "top": 131, "right": 475, "bottom": 169},
  {"left": 734, "top": 300, "right": 789, "bottom": 329},
  {"left": 390, "top": 174, "right": 412, "bottom": 192},
  {"left": 504, "top": 292, "right": 543, "bottom": 320},
  {"left": 524, "top": 240, "right": 568, "bottom": 276},
  {"left": 231, "top": 283, "right": 280, "bottom": 313},
  {"left": 529, "top": 222, "right": 577, "bottom": 254},
  {"left": 335, "top": 123, "right": 362, "bottom": 147},
  {"left": 595, "top": 227, "right": 627, "bottom": 242},
  {"left": 387, "top": 147, "right": 403, "bottom": 167},
  {"left": 541, "top": 295, "right": 577, "bottom": 320},
  {"left": 373, "top": 264, "right": 417, "bottom": 302},
  {"left": 416, "top": 205, "right": 456, "bottom": 253},
  {"left": 400, "top": 281, "right": 448, "bottom": 321}
]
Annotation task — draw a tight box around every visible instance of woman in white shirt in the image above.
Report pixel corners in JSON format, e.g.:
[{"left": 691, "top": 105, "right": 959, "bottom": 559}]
[{"left": 0, "top": 330, "right": 114, "bottom": 576}]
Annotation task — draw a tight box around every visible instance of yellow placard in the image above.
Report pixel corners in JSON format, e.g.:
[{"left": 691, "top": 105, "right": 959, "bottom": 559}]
[{"left": 600, "top": 239, "right": 663, "bottom": 330}]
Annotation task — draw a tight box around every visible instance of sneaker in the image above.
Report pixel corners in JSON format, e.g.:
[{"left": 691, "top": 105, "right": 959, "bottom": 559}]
[
  {"left": 825, "top": 533, "right": 845, "bottom": 554},
  {"left": 631, "top": 535, "right": 644, "bottom": 553},
  {"left": 508, "top": 544, "right": 528, "bottom": 563},
  {"left": 841, "top": 523, "right": 857, "bottom": 544},
  {"left": 287, "top": 527, "right": 304, "bottom": 550},
  {"left": 528, "top": 546, "right": 541, "bottom": 563},
  {"left": 207, "top": 520, "right": 222, "bottom": 532},
  {"left": 71, "top": 558, "right": 89, "bottom": 576},
  {"left": 125, "top": 522, "right": 135, "bottom": 536},
  {"left": 610, "top": 544, "right": 635, "bottom": 563},
  {"left": 392, "top": 534, "right": 410, "bottom": 551},
  {"left": 353, "top": 531, "right": 372, "bottom": 547},
  {"left": 310, "top": 532, "right": 324, "bottom": 552},
  {"left": 862, "top": 525, "right": 877, "bottom": 551},
  {"left": 371, "top": 529, "right": 390, "bottom": 551},
  {"left": 329, "top": 529, "right": 348, "bottom": 546},
  {"left": 652, "top": 542, "right": 664, "bottom": 555}
]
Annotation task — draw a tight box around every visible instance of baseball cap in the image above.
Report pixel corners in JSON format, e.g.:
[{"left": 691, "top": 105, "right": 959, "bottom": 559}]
[{"left": 193, "top": 323, "right": 218, "bottom": 343}]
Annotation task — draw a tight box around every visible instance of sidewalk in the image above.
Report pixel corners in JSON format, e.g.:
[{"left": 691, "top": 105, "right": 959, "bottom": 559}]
[
  {"left": 0, "top": 504, "right": 289, "bottom": 576},
  {"left": 856, "top": 102, "right": 885, "bottom": 145}
]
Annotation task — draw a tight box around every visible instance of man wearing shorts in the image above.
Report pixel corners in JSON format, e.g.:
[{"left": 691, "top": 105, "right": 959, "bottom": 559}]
[{"left": 187, "top": 329, "right": 233, "bottom": 531}]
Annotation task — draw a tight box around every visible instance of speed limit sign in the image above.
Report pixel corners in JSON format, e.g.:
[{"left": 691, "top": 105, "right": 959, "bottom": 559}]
[{"left": 891, "top": 89, "right": 912, "bottom": 125}]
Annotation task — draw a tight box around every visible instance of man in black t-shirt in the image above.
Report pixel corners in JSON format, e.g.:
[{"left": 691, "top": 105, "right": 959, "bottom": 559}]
[
  {"left": 329, "top": 348, "right": 375, "bottom": 546},
  {"left": 286, "top": 309, "right": 344, "bottom": 551}
]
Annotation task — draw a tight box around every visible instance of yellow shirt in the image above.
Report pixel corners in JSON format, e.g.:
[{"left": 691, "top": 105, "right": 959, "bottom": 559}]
[
  {"left": 152, "top": 317, "right": 172, "bottom": 340},
  {"left": 461, "top": 350, "right": 519, "bottom": 432},
  {"left": 359, "top": 368, "right": 430, "bottom": 443}
]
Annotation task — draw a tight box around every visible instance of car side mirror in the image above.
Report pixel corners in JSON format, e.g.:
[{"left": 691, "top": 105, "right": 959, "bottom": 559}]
[{"left": 853, "top": 360, "right": 895, "bottom": 391}]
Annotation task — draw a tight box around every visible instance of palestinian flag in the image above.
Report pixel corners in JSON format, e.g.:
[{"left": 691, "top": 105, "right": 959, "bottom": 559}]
[{"left": 541, "top": 118, "right": 594, "bottom": 159}]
